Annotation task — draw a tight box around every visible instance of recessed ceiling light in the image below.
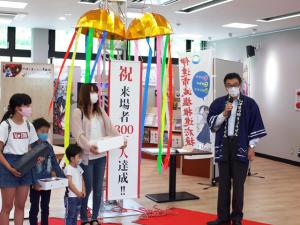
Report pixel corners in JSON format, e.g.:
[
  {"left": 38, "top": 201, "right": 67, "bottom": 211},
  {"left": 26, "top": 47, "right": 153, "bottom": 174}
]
[
  {"left": 177, "top": 0, "right": 233, "bottom": 14},
  {"left": 222, "top": 23, "right": 257, "bottom": 29},
  {"left": 78, "top": 0, "right": 99, "bottom": 4},
  {"left": 64, "top": 13, "right": 72, "bottom": 16},
  {"left": 257, "top": 11, "right": 300, "bottom": 22},
  {"left": 0, "top": 17, "right": 12, "bottom": 24},
  {"left": 127, "top": 12, "right": 143, "bottom": 19},
  {"left": 59, "top": 17, "right": 66, "bottom": 21},
  {"left": 0, "top": 1, "right": 27, "bottom": 9},
  {"left": 130, "top": 0, "right": 179, "bottom": 5}
]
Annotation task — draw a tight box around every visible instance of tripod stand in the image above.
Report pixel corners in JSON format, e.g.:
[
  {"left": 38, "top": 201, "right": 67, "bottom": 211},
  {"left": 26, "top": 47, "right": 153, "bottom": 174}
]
[
  {"left": 198, "top": 161, "right": 218, "bottom": 190},
  {"left": 247, "top": 162, "right": 265, "bottom": 178}
]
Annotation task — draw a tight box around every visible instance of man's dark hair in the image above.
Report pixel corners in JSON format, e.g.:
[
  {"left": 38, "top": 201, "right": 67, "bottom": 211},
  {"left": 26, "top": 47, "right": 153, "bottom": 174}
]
[
  {"left": 32, "top": 117, "right": 51, "bottom": 130},
  {"left": 224, "top": 73, "right": 242, "bottom": 84},
  {"left": 65, "top": 144, "right": 82, "bottom": 162}
]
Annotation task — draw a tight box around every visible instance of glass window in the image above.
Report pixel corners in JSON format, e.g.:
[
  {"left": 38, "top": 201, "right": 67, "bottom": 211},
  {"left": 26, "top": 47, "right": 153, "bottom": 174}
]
[
  {"left": 0, "top": 26, "right": 8, "bottom": 49},
  {"left": 191, "top": 39, "right": 200, "bottom": 52},
  {"left": 129, "top": 38, "right": 155, "bottom": 57},
  {"left": 16, "top": 27, "right": 32, "bottom": 50},
  {"left": 170, "top": 36, "right": 186, "bottom": 58},
  {"left": 52, "top": 58, "right": 109, "bottom": 82},
  {"left": 0, "top": 56, "right": 10, "bottom": 62},
  {"left": 93, "top": 39, "right": 125, "bottom": 59},
  {"left": 12, "top": 57, "right": 32, "bottom": 63},
  {"left": 55, "top": 29, "right": 85, "bottom": 53}
]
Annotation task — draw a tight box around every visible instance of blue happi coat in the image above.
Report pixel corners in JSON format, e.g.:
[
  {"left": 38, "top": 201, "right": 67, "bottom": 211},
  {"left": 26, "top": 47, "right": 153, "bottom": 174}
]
[{"left": 207, "top": 95, "right": 267, "bottom": 163}]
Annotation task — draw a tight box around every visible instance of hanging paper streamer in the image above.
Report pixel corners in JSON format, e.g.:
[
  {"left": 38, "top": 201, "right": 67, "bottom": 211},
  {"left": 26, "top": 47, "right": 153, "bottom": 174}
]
[
  {"left": 128, "top": 40, "right": 131, "bottom": 60},
  {"left": 163, "top": 37, "right": 173, "bottom": 170},
  {"left": 48, "top": 30, "right": 76, "bottom": 114},
  {"left": 134, "top": 40, "right": 139, "bottom": 62},
  {"left": 156, "top": 36, "right": 162, "bottom": 150},
  {"left": 97, "top": 37, "right": 103, "bottom": 107},
  {"left": 64, "top": 27, "right": 82, "bottom": 162},
  {"left": 90, "top": 31, "right": 107, "bottom": 82},
  {"left": 158, "top": 34, "right": 169, "bottom": 174},
  {"left": 85, "top": 28, "right": 94, "bottom": 83},
  {"left": 110, "top": 39, "right": 114, "bottom": 60},
  {"left": 140, "top": 37, "right": 153, "bottom": 155}
]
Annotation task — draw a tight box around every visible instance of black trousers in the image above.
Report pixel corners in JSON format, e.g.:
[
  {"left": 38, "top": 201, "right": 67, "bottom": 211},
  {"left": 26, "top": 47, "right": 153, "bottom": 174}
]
[
  {"left": 29, "top": 187, "right": 51, "bottom": 225},
  {"left": 217, "top": 137, "right": 249, "bottom": 221}
]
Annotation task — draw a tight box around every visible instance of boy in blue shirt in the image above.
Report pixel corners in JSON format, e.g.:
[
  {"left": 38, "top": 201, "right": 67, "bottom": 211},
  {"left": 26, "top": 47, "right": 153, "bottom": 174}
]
[{"left": 29, "top": 118, "right": 65, "bottom": 225}]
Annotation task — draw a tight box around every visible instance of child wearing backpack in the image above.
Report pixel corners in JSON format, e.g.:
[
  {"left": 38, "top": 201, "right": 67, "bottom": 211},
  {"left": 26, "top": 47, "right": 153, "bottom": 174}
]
[{"left": 0, "top": 93, "right": 39, "bottom": 225}]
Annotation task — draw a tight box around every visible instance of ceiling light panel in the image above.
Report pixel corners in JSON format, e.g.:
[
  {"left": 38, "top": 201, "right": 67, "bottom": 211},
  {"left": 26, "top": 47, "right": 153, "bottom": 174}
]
[
  {"left": 258, "top": 11, "right": 300, "bottom": 22},
  {"left": 130, "top": 0, "right": 179, "bottom": 6},
  {"left": 177, "top": 0, "right": 233, "bottom": 14},
  {"left": 0, "top": 1, "right": 27, "bottom": 9},
  {"left": 222, "top": 23, "right": 258, "bottom": 29}
]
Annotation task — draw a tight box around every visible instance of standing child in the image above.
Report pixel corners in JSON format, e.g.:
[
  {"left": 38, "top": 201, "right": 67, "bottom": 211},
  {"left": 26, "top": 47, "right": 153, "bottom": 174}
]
[
  {"left": 64, "top": 144, "right": 85, "bottom": 225},
  {"left": 0, "top": 93, "right": 39, "bottom": 225},
  {"left": 29, "top": 118, "right": 65, "bottom": 225}
]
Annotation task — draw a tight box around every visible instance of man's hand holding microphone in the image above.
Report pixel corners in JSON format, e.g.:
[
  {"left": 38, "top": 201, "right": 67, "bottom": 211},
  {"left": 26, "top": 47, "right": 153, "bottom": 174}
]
[{"left": 223, "top": 97, "right": 234, "bottom": 118}]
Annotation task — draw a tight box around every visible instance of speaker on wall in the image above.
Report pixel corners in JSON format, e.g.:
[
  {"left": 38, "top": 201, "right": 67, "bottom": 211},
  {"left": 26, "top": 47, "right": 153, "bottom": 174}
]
[{"left": 246, "top": 45, "right": 256, "bottom": 58}]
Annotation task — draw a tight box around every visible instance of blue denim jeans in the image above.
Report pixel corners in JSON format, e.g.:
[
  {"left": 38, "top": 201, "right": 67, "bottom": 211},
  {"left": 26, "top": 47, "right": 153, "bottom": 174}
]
[
  {"left": 65, "top": 197, "right": 81, "bottom": 225},
  {"left": 80, "top": 157, "right": 106, "bottom": 222}
]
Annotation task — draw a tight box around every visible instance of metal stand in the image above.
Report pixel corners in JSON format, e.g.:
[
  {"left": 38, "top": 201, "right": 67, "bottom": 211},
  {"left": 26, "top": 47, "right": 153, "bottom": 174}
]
[
  {"left": 198, "top": 161, "right": 218, "bottom": 190},
  {"left": 247, "top": 167, "right": 265, "bottom": 178},
  {"left": 146, "top": 155, "right": 199, "bottom": 203},
  {"left": 247, "top": 162, "right": 265, "bottom": 178}
]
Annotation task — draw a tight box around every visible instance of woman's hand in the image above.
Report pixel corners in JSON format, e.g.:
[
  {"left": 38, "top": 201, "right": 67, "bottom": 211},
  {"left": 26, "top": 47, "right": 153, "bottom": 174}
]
[
  {"left": 90, "top": 145, "right": 101, "bottom": 155},
  {"left": 32, "top": 184, "right": 42, "bottom": 191},
  {"left": 121, "top": 140, "right": 127, "bottom": 149},
  {"left": 9, "top": 166, "right": 22, "bottom": 177},
  {"left": 77, "top": 192, "right": 85, "bottom": 198}
]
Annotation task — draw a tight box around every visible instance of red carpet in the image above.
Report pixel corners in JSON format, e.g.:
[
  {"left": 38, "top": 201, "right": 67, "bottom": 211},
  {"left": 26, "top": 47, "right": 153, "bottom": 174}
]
[
  {"left": 39, "top": 218, "right": 121, "bottom": 225},
  {"left": 134, "top": 208, "right": 271, "bottom": 225}
]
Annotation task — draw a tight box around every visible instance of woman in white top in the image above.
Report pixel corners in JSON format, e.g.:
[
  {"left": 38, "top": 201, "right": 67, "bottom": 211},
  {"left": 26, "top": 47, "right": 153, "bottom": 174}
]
[
  {"left": 0, "top": 93, "right": 38, "bottom": 225},
  {"left": 71, "top": 84, "right": 125, "bottom": 225}
]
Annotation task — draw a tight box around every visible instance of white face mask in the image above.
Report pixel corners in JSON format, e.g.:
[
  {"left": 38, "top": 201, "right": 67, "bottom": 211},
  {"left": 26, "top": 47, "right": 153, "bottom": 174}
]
[
  {"left": 90, "top": 93, "right": 98, "bottom": 104},
  {"left": 227, "top": 87, "right": 240, "bottom": 97}
]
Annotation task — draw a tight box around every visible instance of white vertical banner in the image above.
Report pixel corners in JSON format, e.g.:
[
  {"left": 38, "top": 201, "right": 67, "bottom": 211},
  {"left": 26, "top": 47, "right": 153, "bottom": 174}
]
[
  {"left": 107, "top": 60, "right": 142, "bottom": 200},
  {"left": 179, "top": 50, "right": 214, "bottom": 153}
]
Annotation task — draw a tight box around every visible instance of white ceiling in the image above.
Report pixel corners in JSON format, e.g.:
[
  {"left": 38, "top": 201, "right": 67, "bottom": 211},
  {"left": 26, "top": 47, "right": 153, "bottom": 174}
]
[{"left": 3, "top": 0, "right": 300, "bottom": 40}]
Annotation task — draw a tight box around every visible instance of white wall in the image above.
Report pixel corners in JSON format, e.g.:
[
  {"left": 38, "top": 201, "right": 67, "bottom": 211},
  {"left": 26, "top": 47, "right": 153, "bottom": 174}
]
[{"left": 212, "top": 29, "right": 300, "bottom": 162}]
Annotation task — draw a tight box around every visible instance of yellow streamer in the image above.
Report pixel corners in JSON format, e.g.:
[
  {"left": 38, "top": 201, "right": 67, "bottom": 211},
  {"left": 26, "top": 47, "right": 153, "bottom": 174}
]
[
  {"left": 159, "top": 55, "right": 170, "bottom": 170},
  {"left": 64, "top": 27, "right": 82, "bottom": 163}
]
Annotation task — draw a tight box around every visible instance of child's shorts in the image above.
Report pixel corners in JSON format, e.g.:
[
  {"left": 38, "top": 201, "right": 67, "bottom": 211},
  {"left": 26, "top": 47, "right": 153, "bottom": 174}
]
[{"left": 0, "top": 154, "right": 33, "bottom": 188}]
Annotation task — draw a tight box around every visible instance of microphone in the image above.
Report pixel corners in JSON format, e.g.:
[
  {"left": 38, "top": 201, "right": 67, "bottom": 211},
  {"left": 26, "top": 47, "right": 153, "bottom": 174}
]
[{"left": 227, "top": 96, "right": 234, "bottom": 117}]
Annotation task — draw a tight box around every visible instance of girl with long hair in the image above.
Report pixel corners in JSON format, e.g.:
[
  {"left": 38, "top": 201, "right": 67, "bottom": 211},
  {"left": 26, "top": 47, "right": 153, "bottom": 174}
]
[{"left": 0, "top": 93, "right": 38, "bottom": 225}]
